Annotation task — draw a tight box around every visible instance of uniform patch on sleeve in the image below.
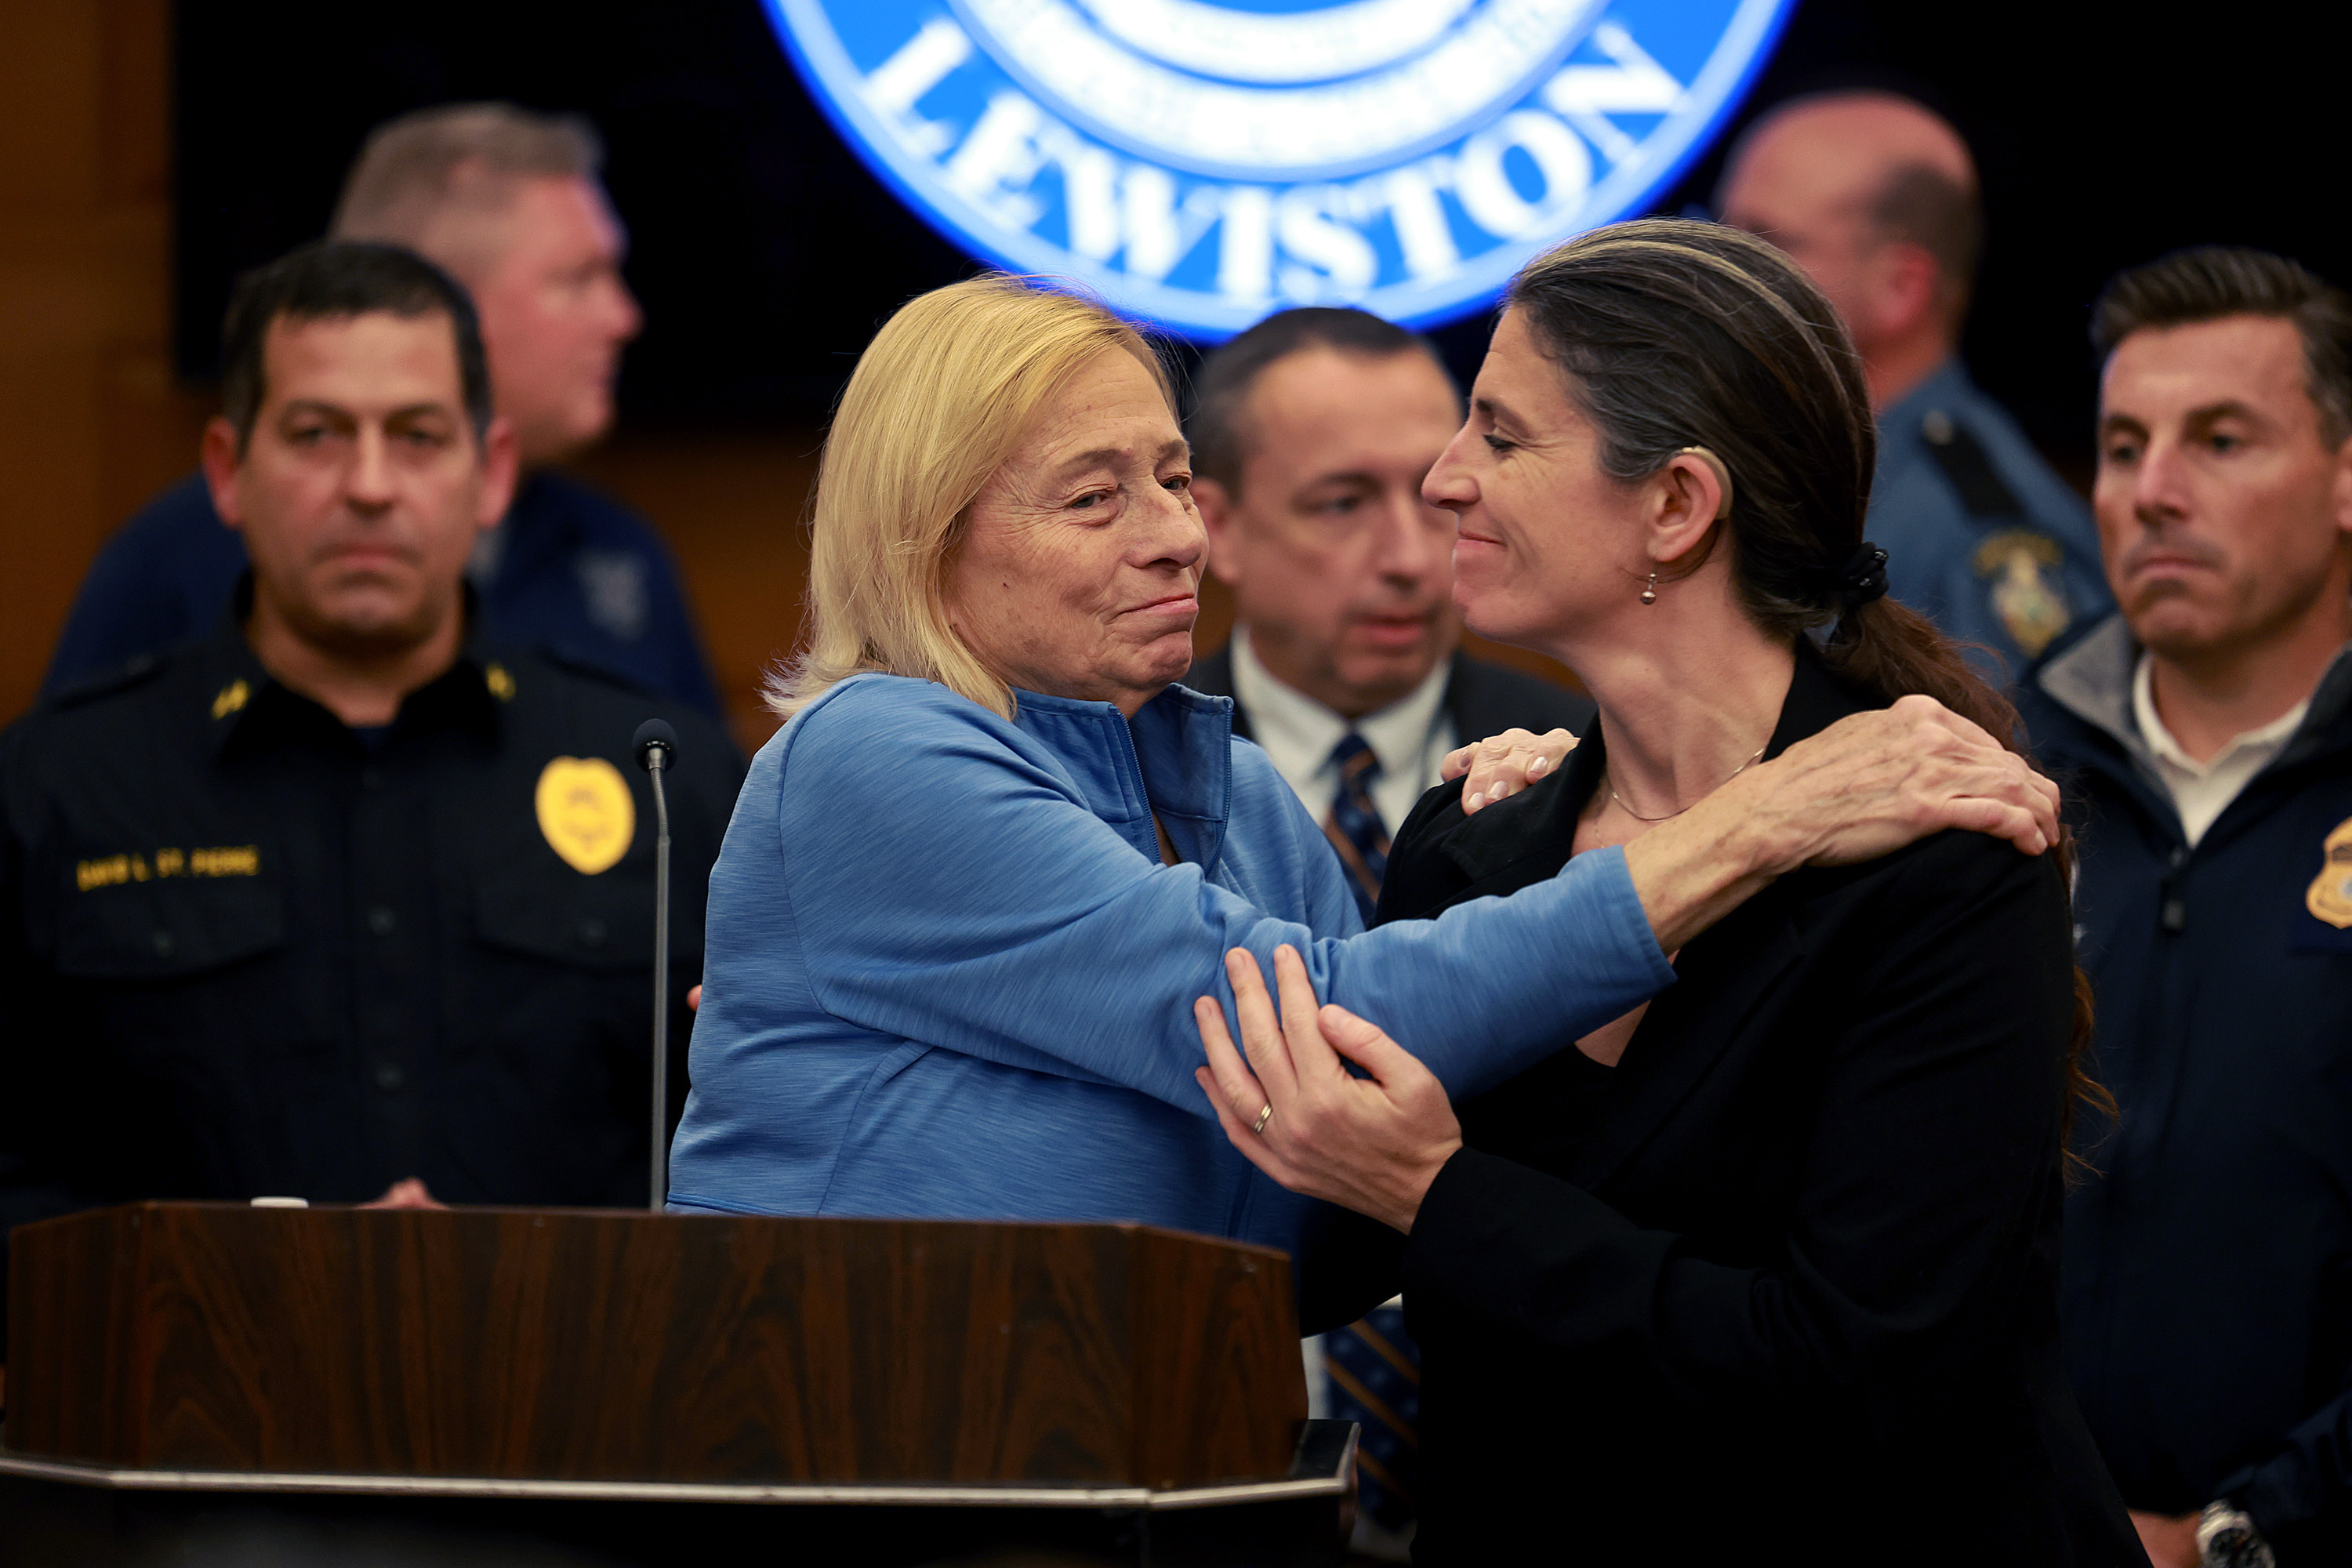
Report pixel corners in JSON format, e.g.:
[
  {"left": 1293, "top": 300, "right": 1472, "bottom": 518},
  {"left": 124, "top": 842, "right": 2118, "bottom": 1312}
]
[
  {"left": 576, "top": 550, "right": 649, "bottom": 642},
  {"left": 1973, "top": 529, "right": 2071, "bottom": 659}
]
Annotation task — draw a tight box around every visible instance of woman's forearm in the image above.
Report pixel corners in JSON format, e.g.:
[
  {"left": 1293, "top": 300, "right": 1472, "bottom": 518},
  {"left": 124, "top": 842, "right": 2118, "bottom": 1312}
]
[
  {"left": 1621, "top": 699, "right": 2061, "bottom": 950},
  {"left": 1620, "top": 789, "right": 1790, "bottom": 953}
]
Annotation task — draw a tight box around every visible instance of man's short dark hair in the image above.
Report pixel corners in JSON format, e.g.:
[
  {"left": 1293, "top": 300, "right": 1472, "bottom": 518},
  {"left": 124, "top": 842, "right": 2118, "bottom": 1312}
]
[
  {"left": 220, "top": 240, "right": 494, "bottom": 454},
  {"left": 1186, "top": 307, "right": 1452, "bottom": 493},
  {"left": 1871, "top": 162, "right": 1982, "bottom": 322},
  {"left": 2092, "top": 247, "right": 2352, "bottom": 448}
]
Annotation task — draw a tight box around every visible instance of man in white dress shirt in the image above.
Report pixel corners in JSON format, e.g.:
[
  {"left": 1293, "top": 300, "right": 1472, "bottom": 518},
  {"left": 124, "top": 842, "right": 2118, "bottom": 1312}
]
[{"left": 1183, "top": 308, "right": 1592, "bottom": 923}]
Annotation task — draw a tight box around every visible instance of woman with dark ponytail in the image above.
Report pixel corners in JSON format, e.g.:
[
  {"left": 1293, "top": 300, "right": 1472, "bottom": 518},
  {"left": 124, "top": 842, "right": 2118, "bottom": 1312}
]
[{"left": 1194, "top": 220, "right": 2137, "bottom": 1564}]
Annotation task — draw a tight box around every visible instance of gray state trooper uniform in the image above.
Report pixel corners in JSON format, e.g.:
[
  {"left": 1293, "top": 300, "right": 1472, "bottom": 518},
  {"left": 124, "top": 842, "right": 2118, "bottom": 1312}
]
[{"left": 1871, "top": 360, "right": 2114, "bottom": 684}]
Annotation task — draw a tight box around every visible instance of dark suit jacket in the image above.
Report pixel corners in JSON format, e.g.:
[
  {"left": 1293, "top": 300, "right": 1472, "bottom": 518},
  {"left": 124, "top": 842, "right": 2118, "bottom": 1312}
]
[
  {"left": 1182, "top": 644, "right": 1595, "bottom": 756},
  {"left": 1309, "top": 647, "right": 2140, "bottom": 1566}
]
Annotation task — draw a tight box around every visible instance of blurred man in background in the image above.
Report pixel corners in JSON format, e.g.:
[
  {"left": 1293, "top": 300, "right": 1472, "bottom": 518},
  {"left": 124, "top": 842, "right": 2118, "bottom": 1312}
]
[
  {"left": 1181, "top": 307, "right": 1591, "bottom": 1559},
  {"left": 41, "top": 103, "right": 721, "bottom": 713},
  {"left": 1184, "top": 307, "right": 1592, "bottom": 924},
  {"left": 1719, "top": 90, "right": 2111, "bottom": 680},
  {"left": 0, "top": 243, "right": 740, "bottom": 1346},
  {"left": 2021, "top": 248, "right": 2352, "bottom": 1566}
]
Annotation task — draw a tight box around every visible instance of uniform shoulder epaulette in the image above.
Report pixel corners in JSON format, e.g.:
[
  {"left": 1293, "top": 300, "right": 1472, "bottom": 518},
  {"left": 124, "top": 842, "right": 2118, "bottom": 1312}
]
[
  {"left": 1919, "top": 409, "right": 2025, "bottom": 520},
  {"left": 42, "top": 652, "right": 167, "bottom": 711}
]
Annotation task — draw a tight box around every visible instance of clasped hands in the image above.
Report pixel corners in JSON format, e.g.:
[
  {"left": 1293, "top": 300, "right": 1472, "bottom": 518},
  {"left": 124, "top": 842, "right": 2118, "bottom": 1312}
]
[
  {"left": 1194, "top": 945, "right": 1461, "bottom": 1234},
  {"left": 1193, "top": 696, "right": 2061, "bottom": 1229}
]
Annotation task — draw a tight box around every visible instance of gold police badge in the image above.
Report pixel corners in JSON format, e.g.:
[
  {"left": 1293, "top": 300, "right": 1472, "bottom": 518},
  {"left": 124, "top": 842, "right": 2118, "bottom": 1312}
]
[
  {"left": 535, "top": 757, "right": 636, "bottom": 875},
  {"left": 1973, "top": 529, "right": 2071, "bottom": 659},
  {"left": 2307, "top": 816, "right": 2352, "bottom": 930}
]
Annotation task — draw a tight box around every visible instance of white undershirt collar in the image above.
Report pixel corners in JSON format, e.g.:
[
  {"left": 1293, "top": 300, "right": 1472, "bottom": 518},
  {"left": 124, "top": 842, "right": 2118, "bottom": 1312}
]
[
  {"left": 2132, "top": 652, "right": 2310, "bottom": 848},
  {"left": 1229, "top": 626, "right": 1455, "bottom": 834}
]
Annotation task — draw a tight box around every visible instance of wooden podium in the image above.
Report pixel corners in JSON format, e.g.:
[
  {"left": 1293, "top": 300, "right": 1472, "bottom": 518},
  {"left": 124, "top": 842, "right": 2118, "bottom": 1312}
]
[{"left": 0, "top": 1203, "right": 1353, "bottom": 1566}]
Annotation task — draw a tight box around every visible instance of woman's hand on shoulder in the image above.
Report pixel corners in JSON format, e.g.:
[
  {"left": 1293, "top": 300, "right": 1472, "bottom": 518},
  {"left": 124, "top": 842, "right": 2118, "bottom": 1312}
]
[
  {"left": 1192, "top": 945, "right": 1463, "bottom": 1233},
  {"left": 1442, "top": 728, "right": 1577, "bottom": 814},
  {"left": 1613, "top": 695, "right": 2057, "bottom": 954},
  {"left": 1719, "top": 695, "right": 2059, "bottom": 869}
]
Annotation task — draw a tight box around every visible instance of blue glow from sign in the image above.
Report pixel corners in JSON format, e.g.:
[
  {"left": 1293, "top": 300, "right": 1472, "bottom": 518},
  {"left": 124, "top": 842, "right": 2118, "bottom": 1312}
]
[{"left": 762, "top": 0, "right": 1794, "bottom": 339}]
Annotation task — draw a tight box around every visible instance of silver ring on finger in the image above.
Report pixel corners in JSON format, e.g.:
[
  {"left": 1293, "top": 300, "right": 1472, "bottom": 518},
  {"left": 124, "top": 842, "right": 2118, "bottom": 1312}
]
[{"left": 1251, "top": 1102, "right": 1274, "bottom": 1136}]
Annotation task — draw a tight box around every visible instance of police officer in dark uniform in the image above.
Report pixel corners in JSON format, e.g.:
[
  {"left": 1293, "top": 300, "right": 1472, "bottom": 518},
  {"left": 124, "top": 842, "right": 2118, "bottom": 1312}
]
[
  {"left": 1719, "top": 89, "right": 2111, "bottom": 681},
  {"left": 0, "top": 242, "right": 742, "bottom": 1334}
]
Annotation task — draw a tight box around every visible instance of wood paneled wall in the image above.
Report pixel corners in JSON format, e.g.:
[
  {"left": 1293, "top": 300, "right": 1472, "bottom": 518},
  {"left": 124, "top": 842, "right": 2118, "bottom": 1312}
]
[{"left": 0, "top": 0, "right": 208, "bottom": 723}]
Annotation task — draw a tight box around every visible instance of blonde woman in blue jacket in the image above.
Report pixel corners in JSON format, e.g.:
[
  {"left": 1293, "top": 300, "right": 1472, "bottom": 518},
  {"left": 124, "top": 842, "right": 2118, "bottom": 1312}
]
[{"left": 662, "top": 274, "right": 2057, "bottom": 1248}]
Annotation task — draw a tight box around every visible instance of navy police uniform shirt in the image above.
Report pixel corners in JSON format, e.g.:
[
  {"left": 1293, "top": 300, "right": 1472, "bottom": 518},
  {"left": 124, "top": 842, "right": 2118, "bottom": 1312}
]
[
  {"left": 0, "top": 599, "right": 744, "bottom": 1335},
  {"left": 1872, "top": 361, "right": 2114, "bottom": 684},
  {"left": 39, "top": 469, "right": 725, "bottom": 715}
]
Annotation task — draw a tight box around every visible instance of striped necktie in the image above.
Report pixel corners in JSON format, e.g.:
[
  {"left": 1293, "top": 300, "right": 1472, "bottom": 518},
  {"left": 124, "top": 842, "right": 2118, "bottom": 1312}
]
[{"left": 1324, "top": 731, "right": 1389, "bottom": 924}]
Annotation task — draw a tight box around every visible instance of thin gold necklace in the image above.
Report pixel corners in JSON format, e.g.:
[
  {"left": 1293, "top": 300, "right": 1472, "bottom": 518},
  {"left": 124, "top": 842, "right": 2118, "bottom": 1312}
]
[{"left": 1607, "top": 743, "right": 1768, "bottom": 823}]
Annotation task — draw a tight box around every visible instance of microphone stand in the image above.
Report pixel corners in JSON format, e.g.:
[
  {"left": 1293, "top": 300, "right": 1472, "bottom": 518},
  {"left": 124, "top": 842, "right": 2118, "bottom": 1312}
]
[{"left": 633, "top": 720, "right": 679, "bottom": 1210}]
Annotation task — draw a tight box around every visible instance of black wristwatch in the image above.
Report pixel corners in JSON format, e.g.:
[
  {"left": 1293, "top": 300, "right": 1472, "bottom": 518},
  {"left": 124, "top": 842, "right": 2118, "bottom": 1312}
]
[{"left": 2196, "top": 1501, "right": 2274, "bottom": 1568}]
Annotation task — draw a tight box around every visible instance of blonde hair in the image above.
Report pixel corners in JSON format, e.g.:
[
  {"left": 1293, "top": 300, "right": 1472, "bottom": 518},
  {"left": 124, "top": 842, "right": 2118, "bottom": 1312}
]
[{"left": 767, "top": 275, "right": 1167, "bottom": 722}]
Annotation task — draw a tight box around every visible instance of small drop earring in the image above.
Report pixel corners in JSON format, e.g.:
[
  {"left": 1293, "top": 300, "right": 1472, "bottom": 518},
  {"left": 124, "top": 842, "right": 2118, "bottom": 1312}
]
[{"left": 1640, "top": 569, "right": 1658, "bottom": 606}]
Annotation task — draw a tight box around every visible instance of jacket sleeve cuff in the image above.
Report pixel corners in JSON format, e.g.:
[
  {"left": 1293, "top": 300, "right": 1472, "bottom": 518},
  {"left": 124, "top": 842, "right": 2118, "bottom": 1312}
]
[
  {"left": 1574, "top": 844, "right": 1679, "bottom": 994},
  {"left": 2218, "top": 1443, "right": 2326, "bottom": 1541},
  {"left": 2212, "top": 1389, "right": 2352, "bottom": 1538}
]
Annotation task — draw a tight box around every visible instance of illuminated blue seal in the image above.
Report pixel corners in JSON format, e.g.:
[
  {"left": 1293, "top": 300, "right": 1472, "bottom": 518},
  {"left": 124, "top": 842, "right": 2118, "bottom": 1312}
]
[{"left": 762, "top": 0, "right": 1794, "bottom": 337}]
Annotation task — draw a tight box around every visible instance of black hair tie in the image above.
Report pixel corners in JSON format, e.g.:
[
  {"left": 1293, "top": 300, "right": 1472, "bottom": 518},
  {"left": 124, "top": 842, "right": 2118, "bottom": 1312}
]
[{"left": 1828, "top": 543, "right": 1890, "bottom": 612}]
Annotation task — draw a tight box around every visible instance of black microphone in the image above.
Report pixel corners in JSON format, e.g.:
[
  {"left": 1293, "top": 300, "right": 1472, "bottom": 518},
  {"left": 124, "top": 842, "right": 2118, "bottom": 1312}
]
[{"left": 632, "top": 719, "right": 678, "bottom": 1210}]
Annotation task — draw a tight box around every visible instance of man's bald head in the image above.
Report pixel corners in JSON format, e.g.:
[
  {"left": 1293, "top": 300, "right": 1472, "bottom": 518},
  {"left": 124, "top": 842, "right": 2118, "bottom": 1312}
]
[
  {"left": 1717, "top": 93, "right": 1982, "bottom": 402},
  {"left": 1733, "top": 91, "right": 1974, "bottom": 190}
]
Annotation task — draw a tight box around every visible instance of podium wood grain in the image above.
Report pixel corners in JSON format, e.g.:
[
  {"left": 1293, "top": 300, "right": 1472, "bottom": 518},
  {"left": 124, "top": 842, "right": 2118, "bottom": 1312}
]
[{"left": 5, "top": 1205, "right": 1305, "bottom": 1488}]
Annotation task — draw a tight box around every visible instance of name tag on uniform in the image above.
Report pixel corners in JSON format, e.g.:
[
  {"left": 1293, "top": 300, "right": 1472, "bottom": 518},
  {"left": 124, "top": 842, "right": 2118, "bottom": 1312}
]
[{"left": 76, "top": 844, "right": 260, "bottom": 891}]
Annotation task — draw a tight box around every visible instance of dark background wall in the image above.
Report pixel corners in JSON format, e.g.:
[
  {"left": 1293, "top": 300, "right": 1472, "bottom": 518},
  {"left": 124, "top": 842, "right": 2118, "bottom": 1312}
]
[
  {"left": 176, "top": 0, "right": 2352, "bottom": 463},
  {"left": 7, "top": 2, "right": 2343, "bottom": 734}
]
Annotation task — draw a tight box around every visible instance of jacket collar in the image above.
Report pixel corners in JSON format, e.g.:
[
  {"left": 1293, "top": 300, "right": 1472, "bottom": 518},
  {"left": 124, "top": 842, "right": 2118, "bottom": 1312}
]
[
  {"left": 1403, "top": 641, "right": 1867, "bottom": 1193},
  {"left": 1559, "top": 644, "right": 1868, "bottom": 1192},
  {"left": 202, "top": 575, "right": 506, "bottom": 760},
  {"left": 1189, "top": 637, "right": 1479, "bottom": 757},
  {"left": 1011, "top": 683, "right": 1235, "bottom": 870},
  {"left": 2034, "top": 615, "right": 2156, "bottom": 768},
  {"left": 1874, "top": 359, "right": 1969, "bottom": 474},
  {"left": 1878, "top": 358, "right": 1970, "bottom": 437},
  {"left": 1436, "top": 637, "right": 1865, "bottom": 888},
  {"left": 2034, "top": 611, "right": 2352, "bottom": 785}
]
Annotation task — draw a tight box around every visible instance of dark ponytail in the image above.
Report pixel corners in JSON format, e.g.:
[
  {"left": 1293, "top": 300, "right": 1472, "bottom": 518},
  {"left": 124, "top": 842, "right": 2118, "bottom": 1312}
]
[{"left": 1508, "top": 217, "right": 2111, "bottom": 1171}]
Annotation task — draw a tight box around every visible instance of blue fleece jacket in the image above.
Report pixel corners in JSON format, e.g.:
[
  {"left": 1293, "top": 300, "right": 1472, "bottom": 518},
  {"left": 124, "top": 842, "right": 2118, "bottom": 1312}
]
[{"left": 666, "top": 674, "right": 1672, "bottom": 1253}]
